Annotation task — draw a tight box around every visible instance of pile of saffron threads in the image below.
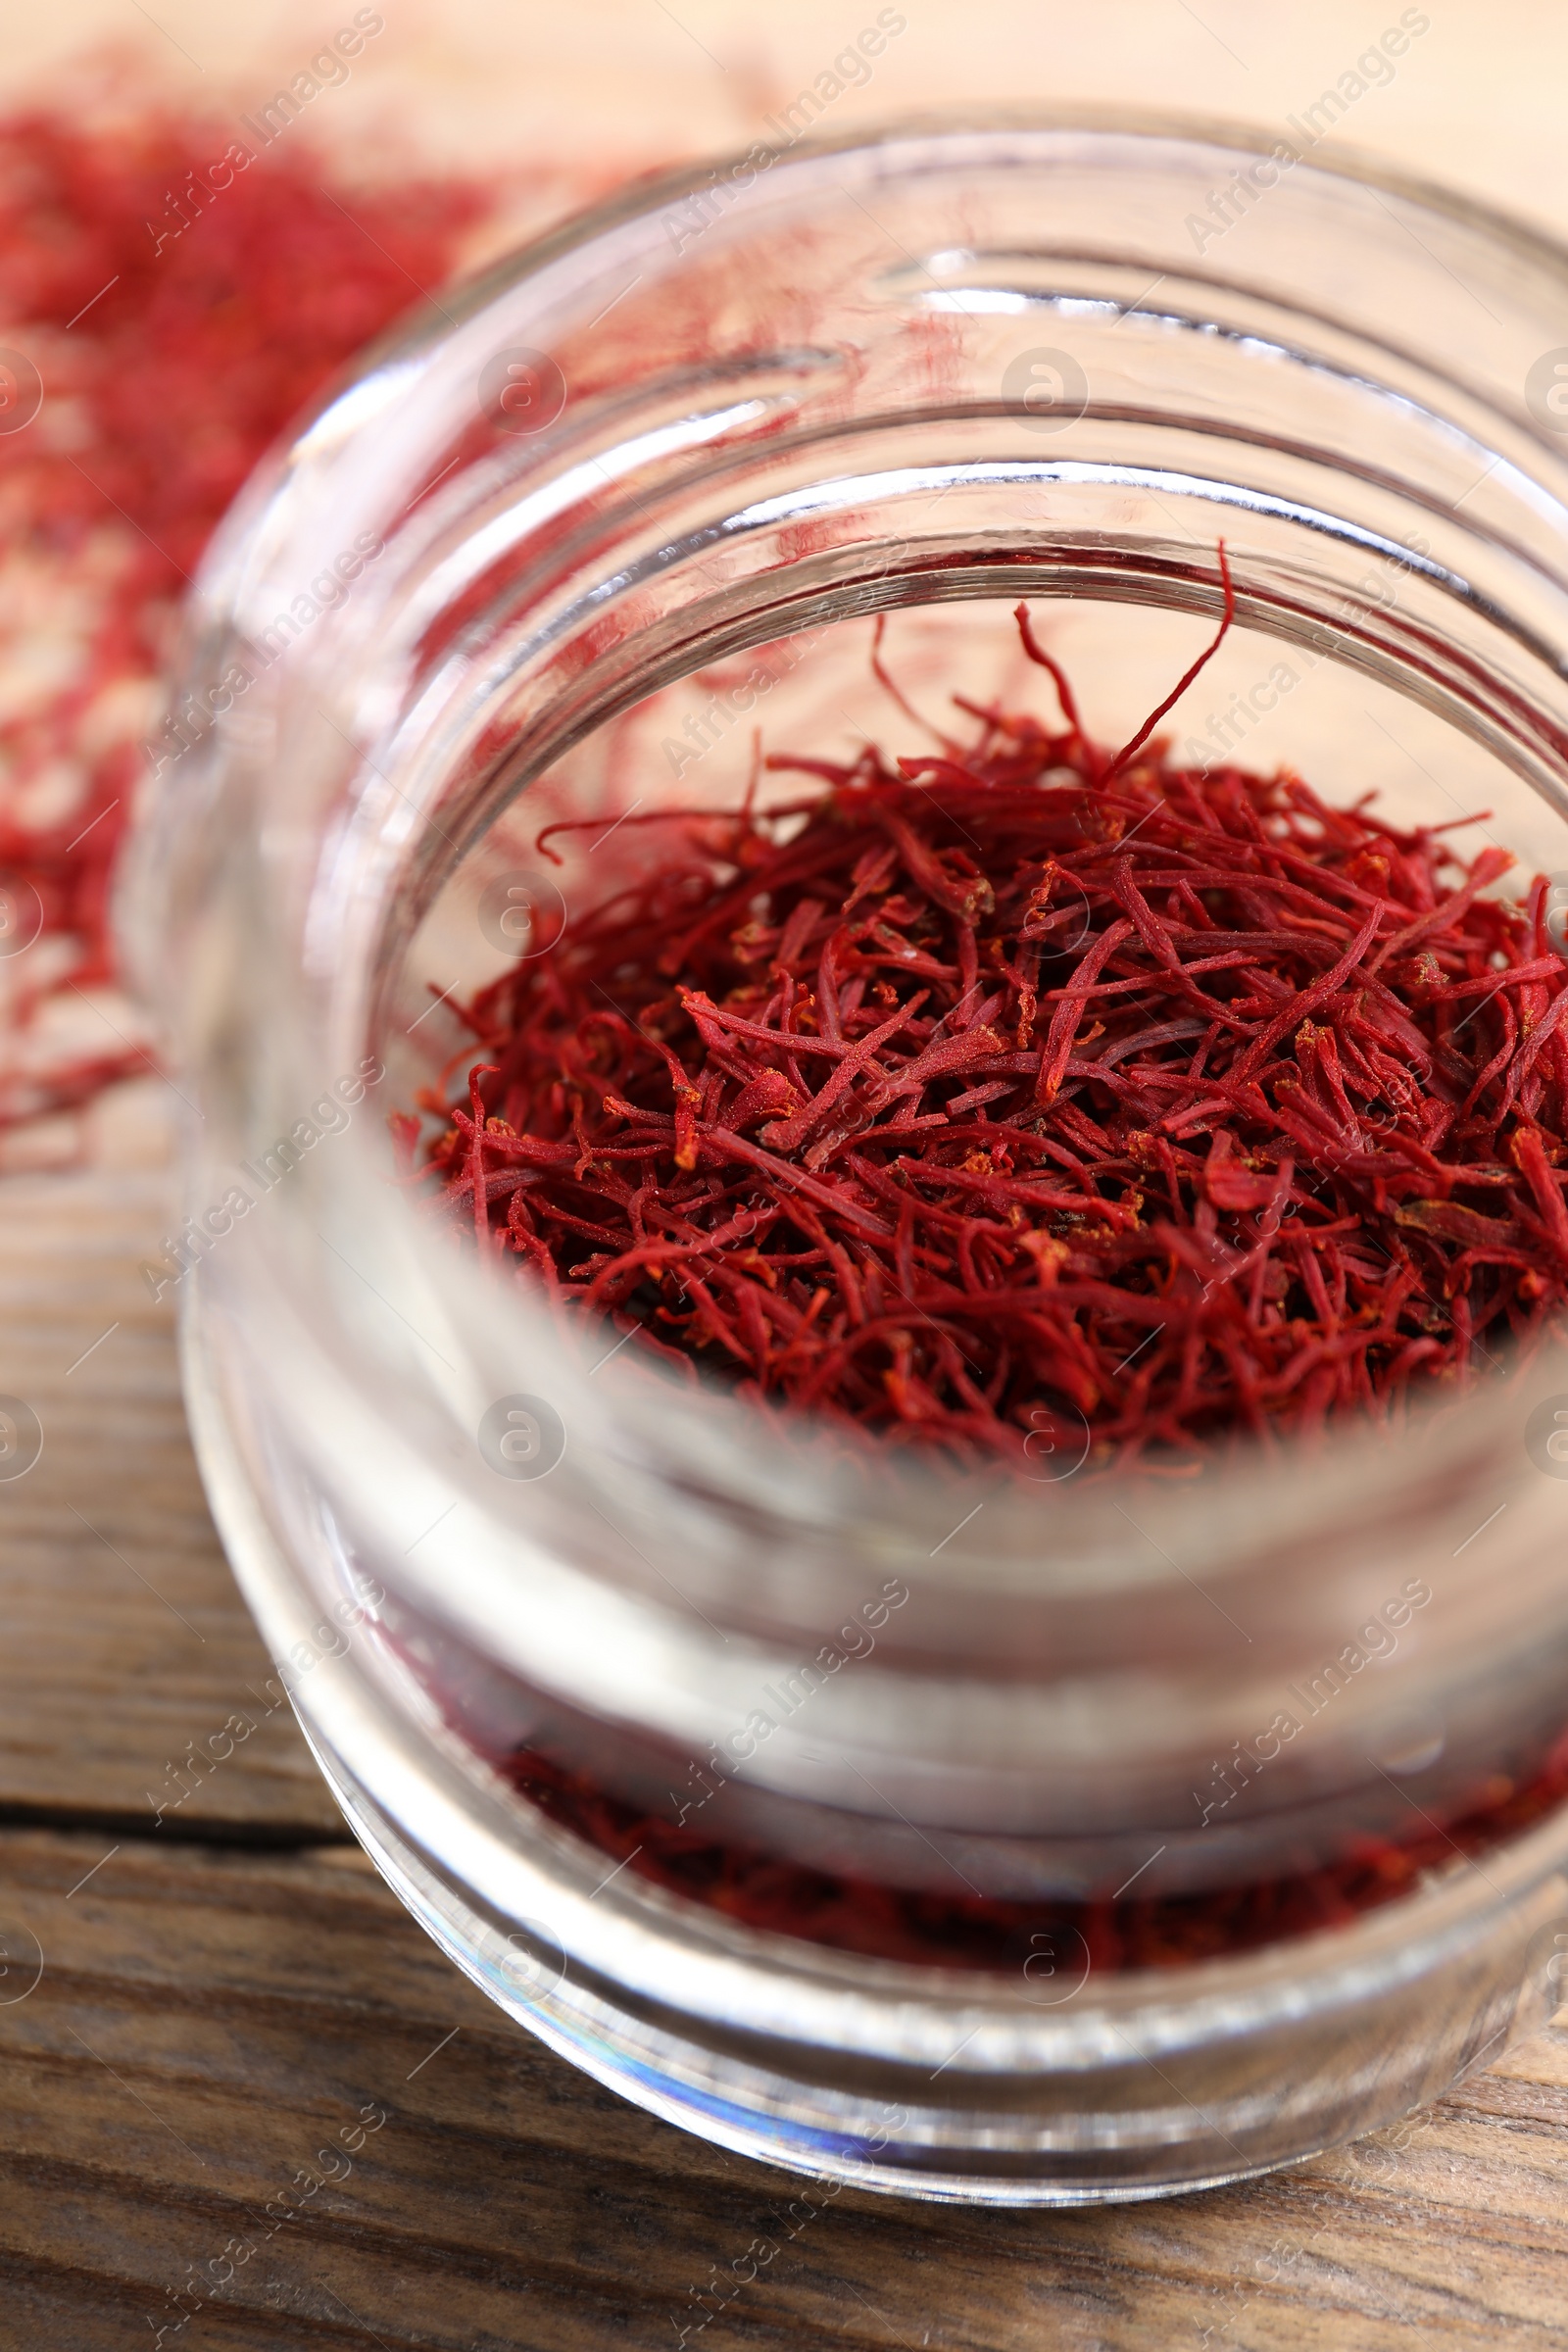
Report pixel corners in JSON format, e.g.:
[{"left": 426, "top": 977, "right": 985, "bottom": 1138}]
[{"left": 415, "top": 570, "right": 1568, "bottom": 1470}]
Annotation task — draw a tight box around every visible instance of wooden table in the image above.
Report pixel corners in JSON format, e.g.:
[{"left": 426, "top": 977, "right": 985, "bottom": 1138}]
[{"left": 3, "top": 1162, "right": 1568, "bottom": 2352}]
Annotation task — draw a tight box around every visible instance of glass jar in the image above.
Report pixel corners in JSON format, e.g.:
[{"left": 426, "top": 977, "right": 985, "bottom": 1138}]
[{"left": 125, "top": 116, "right": 1568, "bottom": 2204}]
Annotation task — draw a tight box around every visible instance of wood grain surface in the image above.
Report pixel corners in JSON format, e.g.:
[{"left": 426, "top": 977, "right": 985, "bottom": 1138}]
[
  {"left": 0, "top": 1163, "right": 339, "bottom": 1841},
  {"left": 5, "top": 1159, "right": 1568, "bottom": 2352},
  {"left": 6, "top": 1814, "right": 1568, "bottom": 2352}
]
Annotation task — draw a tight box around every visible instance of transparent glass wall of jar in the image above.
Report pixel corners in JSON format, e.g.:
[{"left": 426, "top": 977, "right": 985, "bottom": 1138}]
[{"left": 124, "top": 119, "right": 1568, "bottom": 2202}]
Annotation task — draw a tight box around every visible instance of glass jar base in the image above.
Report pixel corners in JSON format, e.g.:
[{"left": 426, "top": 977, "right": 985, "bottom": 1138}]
[
  {"left": 299, "top": 1703, "right": 1566, "bottom": 2204},
  {"left": 297, "top": 1714, "right": 1303, "bottom": 2204},
  {"left": 184, "top": 1297, "right": 1568, "bottom": 2205}
]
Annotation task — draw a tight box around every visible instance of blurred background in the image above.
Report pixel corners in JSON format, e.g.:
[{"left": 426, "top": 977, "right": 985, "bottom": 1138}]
[{"left": 8, "top": 0, "right": 1567, "bottom": 219}]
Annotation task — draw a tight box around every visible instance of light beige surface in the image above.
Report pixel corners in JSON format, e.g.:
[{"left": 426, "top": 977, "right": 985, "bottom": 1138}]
[{"left": 4, "top": 2, "right": 1568, "bottom": 251}]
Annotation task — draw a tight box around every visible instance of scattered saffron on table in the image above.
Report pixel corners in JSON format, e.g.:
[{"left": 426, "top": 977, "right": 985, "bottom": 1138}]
[
  {"left": 0, "top": 101, "right": 491, "bottom": 1129},
  {"left": 417, "top": 580, "right": 1568, "bottom": 1472}
]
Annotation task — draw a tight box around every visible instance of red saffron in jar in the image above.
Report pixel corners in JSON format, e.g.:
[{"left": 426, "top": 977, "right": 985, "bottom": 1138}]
[
  {"left": 402, "top": 561, "right": 1568, "bottom": 1973},
  {"left": 417, "top": 574, "right": 1568, "bottom": 1470},
  {"left": 0, "top": 102, "right": 490, "bottom": 1129}
]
